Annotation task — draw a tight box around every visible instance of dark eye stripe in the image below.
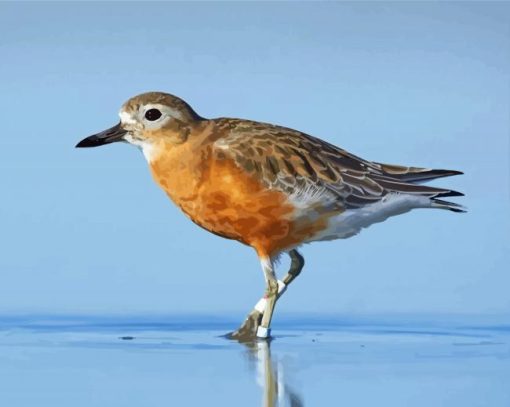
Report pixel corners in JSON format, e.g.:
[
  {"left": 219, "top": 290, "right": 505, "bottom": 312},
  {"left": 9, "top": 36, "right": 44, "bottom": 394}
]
[{"left": 145, "top": 109, "right": 162, "bottom": 121}]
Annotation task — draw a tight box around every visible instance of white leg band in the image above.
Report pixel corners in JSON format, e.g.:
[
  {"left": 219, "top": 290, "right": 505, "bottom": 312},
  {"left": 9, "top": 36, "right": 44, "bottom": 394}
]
[
  {"left": 254, "top": 297, "right": 267, "bottom": 313},
  {"left": 256, "top": 326, "right": 271, "bottom": 338},
  {"left": 253, "top": 280, "right": 287, "bottom": 313}
]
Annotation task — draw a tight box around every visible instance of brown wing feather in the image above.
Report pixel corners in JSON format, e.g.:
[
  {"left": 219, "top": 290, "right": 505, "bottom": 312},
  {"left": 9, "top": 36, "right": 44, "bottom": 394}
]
[
  {"left": 372, "top": 163, "right": 463, "bottom": 183},
  {"left": 212, "top": 118, "right": 462, "bottom": 209}
]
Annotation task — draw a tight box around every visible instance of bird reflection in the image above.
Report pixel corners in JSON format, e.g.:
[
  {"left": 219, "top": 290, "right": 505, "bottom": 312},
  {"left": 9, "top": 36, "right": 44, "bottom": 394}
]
[{"left": 242, "top": 340, "right": 303, "bottom": 407}]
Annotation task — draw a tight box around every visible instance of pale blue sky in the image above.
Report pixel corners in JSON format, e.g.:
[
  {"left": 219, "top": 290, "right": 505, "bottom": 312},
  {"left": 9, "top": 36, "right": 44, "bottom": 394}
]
[{"left": 0, "top": 2, "right": 508, "bottom": 317}]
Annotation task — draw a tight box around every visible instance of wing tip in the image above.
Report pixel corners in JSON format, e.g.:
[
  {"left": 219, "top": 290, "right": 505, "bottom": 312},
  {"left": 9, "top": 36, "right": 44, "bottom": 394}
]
[
  {"left": 439, "top": 169, "right": 464, "bottom": 176},
  {"left": 383, "top": 167, "right": 464, "bottom": 184},
  {"left": 438, "top": 190, "right": 464, "bottom": 198}
]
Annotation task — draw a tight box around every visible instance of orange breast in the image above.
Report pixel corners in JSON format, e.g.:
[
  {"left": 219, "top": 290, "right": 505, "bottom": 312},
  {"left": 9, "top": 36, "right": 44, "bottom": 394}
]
[{"left": 149, "top": 141, "right": 329, "bottom": 257}]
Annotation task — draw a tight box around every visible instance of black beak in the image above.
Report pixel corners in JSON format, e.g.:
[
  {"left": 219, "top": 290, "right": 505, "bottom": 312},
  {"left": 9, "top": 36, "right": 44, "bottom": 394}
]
[{"left": 75, "top": 122, "right": 128, "bottom": 148}]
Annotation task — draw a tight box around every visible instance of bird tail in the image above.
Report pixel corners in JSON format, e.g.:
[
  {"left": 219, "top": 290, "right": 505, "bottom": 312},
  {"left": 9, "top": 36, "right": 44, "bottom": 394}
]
[
  {"left": 371, "top": 176, "right": 466, "bottom": 213},
  {"left": 368, "top": 162, "right": 465, "bottom": 212},
  {"left": 431, "top": 197, "right": 467, "bottom": 213}
]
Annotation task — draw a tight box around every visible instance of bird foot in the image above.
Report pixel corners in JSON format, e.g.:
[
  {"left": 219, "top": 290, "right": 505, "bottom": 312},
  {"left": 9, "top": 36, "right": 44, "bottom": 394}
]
[{"left": 226, "top": 310, "right": 264, "bottom": 342}]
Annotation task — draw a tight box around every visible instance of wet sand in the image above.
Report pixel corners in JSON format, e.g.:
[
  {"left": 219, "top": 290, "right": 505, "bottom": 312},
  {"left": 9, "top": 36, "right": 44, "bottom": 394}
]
[{"left": 0, "top": 315, "right": 508, "bottom": 406}]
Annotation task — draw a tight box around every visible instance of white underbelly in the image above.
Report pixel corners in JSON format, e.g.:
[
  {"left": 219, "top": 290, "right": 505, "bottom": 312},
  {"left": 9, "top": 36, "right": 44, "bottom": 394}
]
[{"left": 307, "top": 193, "right": 431, "bottom": 242}]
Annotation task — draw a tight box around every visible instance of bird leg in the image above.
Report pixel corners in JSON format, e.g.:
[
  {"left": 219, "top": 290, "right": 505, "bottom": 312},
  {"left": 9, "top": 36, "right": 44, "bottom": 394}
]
[
  {"left": 257, "top": 257, "right": 279, "bottom": 339},
  {"left": 228, "top": 250, "right": 305, "bottom": 341},
  {"left": 282, "top": 249, "right": 305, "bottom": 286}
]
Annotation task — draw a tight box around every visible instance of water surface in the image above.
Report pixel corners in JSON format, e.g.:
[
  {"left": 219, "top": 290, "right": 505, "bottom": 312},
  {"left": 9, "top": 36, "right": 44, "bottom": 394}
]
[{"left": 0, "top": 315, "right": 508, "bottom": 406}]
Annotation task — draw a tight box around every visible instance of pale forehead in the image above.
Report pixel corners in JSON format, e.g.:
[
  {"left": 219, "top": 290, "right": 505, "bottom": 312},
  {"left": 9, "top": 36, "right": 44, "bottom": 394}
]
[{"left": 119, "top": 110, "right": 137, "bottom": 124}]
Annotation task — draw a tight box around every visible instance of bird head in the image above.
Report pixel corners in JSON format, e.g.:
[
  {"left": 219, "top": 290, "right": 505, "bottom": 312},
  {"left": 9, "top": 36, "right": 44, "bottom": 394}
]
[{"left": 76, "top": 92, "right": 203, "bottom": 155}]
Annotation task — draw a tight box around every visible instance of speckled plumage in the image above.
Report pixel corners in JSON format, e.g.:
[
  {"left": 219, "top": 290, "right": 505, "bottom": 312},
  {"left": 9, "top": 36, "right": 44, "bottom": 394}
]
[{"left": 212, "top": 117, "right": 463, "bottom": 210}]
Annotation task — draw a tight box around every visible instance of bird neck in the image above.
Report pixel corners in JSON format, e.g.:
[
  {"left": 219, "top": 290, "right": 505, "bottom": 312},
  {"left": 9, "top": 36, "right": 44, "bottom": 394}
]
[{"left": 147, "top": 120, "right": 216, "bottom": 208}]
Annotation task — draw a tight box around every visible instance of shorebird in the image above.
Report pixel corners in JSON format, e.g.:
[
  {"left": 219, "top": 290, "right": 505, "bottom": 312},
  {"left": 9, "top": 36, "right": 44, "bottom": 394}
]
[{"left": 76, "top": 92, "right": 464, "bottom": 340}]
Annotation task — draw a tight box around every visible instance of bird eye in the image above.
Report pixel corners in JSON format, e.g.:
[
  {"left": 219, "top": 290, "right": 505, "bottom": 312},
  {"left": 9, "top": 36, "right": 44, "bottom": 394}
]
[{"left": 145, "top": 108, "right": 162, "bottom": 121}]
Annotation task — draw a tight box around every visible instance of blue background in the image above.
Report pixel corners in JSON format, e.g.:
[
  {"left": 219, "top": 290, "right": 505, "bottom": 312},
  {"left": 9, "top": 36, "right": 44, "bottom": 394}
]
[{"left": 0, "top": 2, "right": 508, "bottom": 318}]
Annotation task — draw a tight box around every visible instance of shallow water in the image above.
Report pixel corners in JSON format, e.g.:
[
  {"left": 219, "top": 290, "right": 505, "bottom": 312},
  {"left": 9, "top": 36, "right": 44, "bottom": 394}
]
[{"left": 0, "top": 315, "right": 509, "bottom": 406}]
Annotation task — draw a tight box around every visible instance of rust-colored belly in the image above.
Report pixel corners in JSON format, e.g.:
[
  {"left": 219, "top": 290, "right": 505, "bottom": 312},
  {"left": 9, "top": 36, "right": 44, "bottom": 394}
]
[{"left": 150, "top": 147, "right": 328, "bottom": 256}]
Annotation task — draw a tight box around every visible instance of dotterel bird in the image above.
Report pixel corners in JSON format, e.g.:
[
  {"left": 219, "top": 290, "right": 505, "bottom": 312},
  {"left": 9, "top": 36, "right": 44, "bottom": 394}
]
[{"left": 76, "top": 92, "right": 464, "bottom": 341}]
